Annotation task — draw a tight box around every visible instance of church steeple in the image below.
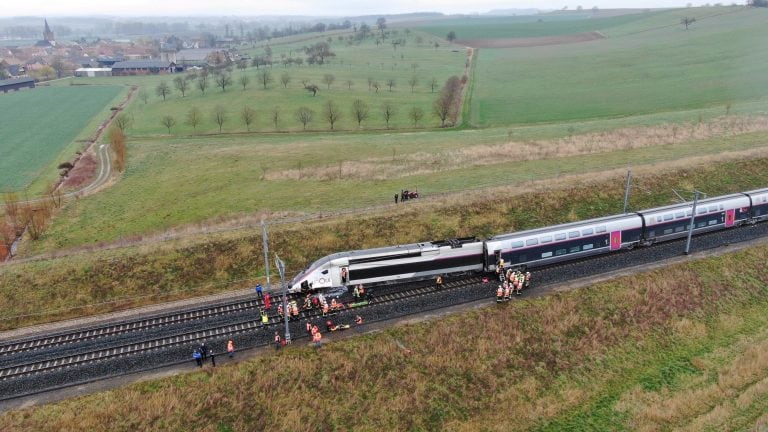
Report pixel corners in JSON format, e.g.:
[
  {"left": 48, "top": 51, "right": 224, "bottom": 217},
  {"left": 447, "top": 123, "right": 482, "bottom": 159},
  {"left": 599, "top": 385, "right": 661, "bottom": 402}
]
[{"left": 43, "top": 19, "right": 54, "bottom": 42}]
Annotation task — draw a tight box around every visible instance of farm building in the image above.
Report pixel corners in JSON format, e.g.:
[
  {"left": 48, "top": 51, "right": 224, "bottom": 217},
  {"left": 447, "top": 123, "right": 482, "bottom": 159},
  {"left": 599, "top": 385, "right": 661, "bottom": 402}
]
[
  {"left": 111, "top": 60, "right": 175, "bottom": 76},
  {"left": 74, "top": 68, "right": 113, "bottom": 77},
  {"left": 171, "top": 48, "right": 229, "bottom": 68},
  {"left": 0, "top": 77, "right": 35, "bottom": 93}
]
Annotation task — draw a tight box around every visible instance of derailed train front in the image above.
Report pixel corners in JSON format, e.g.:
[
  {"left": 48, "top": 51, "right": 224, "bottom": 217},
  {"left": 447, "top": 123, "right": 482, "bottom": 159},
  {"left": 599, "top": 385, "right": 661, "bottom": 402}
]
[{"left": 290, "top": 237, "right": 484, "bottom": 293}]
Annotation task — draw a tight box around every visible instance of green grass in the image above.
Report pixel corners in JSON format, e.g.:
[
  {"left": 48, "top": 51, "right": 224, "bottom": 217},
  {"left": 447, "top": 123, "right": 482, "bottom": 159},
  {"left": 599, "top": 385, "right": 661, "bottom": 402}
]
[
  {"left": 0, "top": 85, "right": 124, "bottom": 191},
  {"left": 414, "top": 10, "right": 656, "bottom": 40},
  {"left": 57, "top": 31, "right": 467, "bottom": 135},
  {"left": 470, "top": 7, "right": 768, "bottom": 126}
]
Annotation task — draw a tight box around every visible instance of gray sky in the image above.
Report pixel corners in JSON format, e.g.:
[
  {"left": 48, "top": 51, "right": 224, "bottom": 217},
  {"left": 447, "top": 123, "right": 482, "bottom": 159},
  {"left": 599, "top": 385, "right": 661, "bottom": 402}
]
[{"left": 1, "top": 0, "right": 715, "bottom": 18}]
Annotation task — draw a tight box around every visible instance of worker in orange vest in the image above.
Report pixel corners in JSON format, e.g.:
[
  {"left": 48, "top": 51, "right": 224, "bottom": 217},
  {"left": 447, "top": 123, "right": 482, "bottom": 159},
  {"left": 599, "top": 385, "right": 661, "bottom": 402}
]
[
  {"left": 274, "top": 332, "right": 282, "bottom": 351},
  {"left": 496, "top": 285, "right": 503, "bottom": 303},
  {"left": 312, "top": 330, "right": 322, "bottom": 347},
  {"left": 227, "top": 339, "right": 235, "bottom": 358}
]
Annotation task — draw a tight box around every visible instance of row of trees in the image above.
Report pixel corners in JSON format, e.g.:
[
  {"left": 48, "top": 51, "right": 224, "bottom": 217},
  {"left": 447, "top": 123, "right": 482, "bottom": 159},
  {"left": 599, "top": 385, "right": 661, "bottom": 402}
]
[
  {"left": 159, "top": 99, "right": 430, "bottom": 134},
  {"left": 1, "top": 184, "right": 63, "bottom": 250},
  {"left": 146, "top": 71, "right": 442, "bottom": 104},
  {"left": 153, "top": 75, "right": 463, "bottom": 133}
]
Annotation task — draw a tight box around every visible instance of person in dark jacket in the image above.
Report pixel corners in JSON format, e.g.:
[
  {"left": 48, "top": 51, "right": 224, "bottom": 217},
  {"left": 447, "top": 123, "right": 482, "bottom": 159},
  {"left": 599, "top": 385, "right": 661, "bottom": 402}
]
[{"left": 210, "top": 350, "right": 216, "bottom": 367}]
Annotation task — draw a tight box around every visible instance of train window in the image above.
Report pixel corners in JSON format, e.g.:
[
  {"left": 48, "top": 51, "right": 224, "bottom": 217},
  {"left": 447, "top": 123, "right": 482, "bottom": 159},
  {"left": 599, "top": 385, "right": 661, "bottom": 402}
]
[
  {"left": 649, "top": 230, "right": 655, "bottom": 237},
  {"left": 322, "top": 270, "right": 329, "bottom": 274},
  {"left": 569, "top": 231, "right": 580, "bottom": 238},
  {"left": 675, "top": 226, "right": 685, "bottom": 232},
  {"left": 719, "top": 205, "right": 724, "bottom": 211},
  {"left": 698, "top": 208, "right": 707, "bottom": 214},
  {"left": 583, "top": 244, "right": 594, "bottom": 250},
  {"left": 526, "top": 239, "right": 538, "bottom": 246},
  {"left": 582, "top": 228, "right": 593, "bottom": 235},
  {"left": 596, "top": 226, "right": 606, "bottom": 233},
  {"left": 540, "top": 236, "right": 552, "bottom": 243},
  {"left": 708, "top": 205, "right": 718, "bottom": 212},
  {"left": 686, "top": 210, "right": 692, "bottom": 217},
  {"left": 762, "top": 197, "right": 767, "bottom": 203},
  {"left": 664, "top": 228, "right": 673, "bottom": 235},
  {"left": 511, "top": 240, "right": 524, "bottom": 248},
  {"left": 698, "top": 221, "right": 706, "bottom": 228},
  {"left": 555, "top": 233, "right": 567, "bottom": 241},
  {"left": 675, "top": 211, "right": 685, "bottom": 219},
  {"left": 569, "top": 246, "right": 580, "bottom": 253},
  {"left": 656, "top": 216, "right": 662, "bottom": 223},
  {"left": 708, "top": 219, "right": 717, "bottom": 226},
  {"left": 664, "top": 214, "right": 673, "bottom": 221},
  {"left": 541, "top": 252, "right": 553, "bottom": 258},
  {"left": 556, "top": 249, "right": 567, "bottom": 256}
]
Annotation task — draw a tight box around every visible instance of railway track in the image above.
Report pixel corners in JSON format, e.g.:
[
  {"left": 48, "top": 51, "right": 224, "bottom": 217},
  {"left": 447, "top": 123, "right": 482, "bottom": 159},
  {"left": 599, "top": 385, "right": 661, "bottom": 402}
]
[{"left": 0, "top": 276, "right": 482, "bottom": 383}]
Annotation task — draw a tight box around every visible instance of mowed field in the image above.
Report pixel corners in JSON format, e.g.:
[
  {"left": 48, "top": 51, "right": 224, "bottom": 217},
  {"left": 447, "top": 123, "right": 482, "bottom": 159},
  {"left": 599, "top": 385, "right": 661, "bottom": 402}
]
[
  {"left": 58, "top": 30, "right": 467, "bottom": 135},
  {"left": 446, "top": 7, "right": 768, "bottom": 126},
  {"left": 0, "top": 85, "right": 124, "bottom": 191}
]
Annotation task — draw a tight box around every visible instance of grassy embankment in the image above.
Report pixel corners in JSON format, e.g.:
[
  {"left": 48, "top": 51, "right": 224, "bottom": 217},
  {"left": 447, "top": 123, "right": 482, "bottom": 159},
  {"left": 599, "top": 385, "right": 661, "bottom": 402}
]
[
  {"left": 55, "top": 29, "right": 466, "bottom": 135},
  {"left": 0, "top": 85, "right": 125, "bottom": 193},
  {"left": 1, "top": 237, "right": 766, "bottom": 430},
  {"left": 1, "top": 155, "right": 767, "bottom": 331}
]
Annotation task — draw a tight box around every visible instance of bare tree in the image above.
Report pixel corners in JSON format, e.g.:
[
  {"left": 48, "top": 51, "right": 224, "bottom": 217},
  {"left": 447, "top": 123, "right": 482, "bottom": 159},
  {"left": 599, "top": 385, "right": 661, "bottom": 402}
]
[
  {"left": 271, "top": 106, "right": 281, "bottom": 129},
  {"left": 113, "top": 113, "right": 132, "bottom": 133},
  {"left": 280, "top": 72, "right": 290, "bottom": 88},
  {"left": 241, "top": 106, "right": 256, "bottom": 131},
  {"left": 156, "top": 80, "right": 171, "bottom": 101},
  {"left": 351, "top": 99, "right": 369, "bottom": 127},
  {"left": 408, "top": 76, "right": 418, "bottom": 93},
  {"left": 238, "top": 74, "right": 250, "bottom": 90},
  {"left": 215, "top": 73, "right": 232, "bottom": 92},
  {"left": 446, "top": 31, "right": 457, "bottom": 42},
  {"left": 411, "top": 62, "right": 419, "bottom": 72},
  {"left": 324, "top": 100, "right": 342, "bottom": 130},
  {"left": 212, "top": 105, "right": 228, "bottom": 132},
  {"left": 295, "top": 106, "right": 314, "bottom": 130},
  {"left": 304, "top": 83, "right": 319, "bottom": 96},
  {"left": 186, "top": 106, "right": 202, "bottom": 131},
  {"left": 372, "top": 81, "right": 380, "bottom": 93},
  {"left": 367, "top": 77, "right": 373, "bottom": 91},
  {"left": 680, "top": 16, "right": 696, "bottom": 30},
  {"left": 322, "top": 73, "right": 336, "bottom": 89},
  {"left": 197, "top": 72, "right": 209, "bottom": 94},
  {"left": 161, "top": 115, "right": 177, "bottom": 133},
  {"left": 138, "top": 89, "right": 149, "bottom": 104},
  {"left": 430, "top": 77, "right": 438, "bottom": 93},
  {"left": 381, "top": 101, "right": 396, "bottom": 128},
  {"left": 258, "top": 70, "right": 273, "bottom": 89},
  {"left": 409, "top": 106, "right": 424, "bottom": 127},
  {"left": 346, "top": 79, "right": 353, "bottom": 90},
  {"left": 386, "top": 78, "right": 396, "bottom": 92},
  {"left": 173, "top": 76, "right": 189, "bottom": 97}
]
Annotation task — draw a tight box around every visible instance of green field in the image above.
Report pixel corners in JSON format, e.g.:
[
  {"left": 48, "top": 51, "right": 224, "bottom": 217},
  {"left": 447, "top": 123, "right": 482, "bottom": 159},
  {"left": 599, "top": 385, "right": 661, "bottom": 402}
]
[
  {"left": 414, "top": 10, "right": 655, "bottom": 40},
  {"left": 0, "top": 85, "right": 123, "bottom": 191},
  {"left": 466, "top": 7, "right": 768, "bottom": 126},
  {"left": 58, "top": 31, "right": 466, "bottom": 135}
]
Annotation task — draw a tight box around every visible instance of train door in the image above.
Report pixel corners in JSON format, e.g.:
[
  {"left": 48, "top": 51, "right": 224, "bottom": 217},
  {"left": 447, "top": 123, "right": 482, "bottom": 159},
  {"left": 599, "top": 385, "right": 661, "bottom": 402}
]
[
  {"left": 610, "top": 231, "right": 622, "bottom": 251},
  {"left": 725, "top": 209, "right": 735, "bottom": 227}
]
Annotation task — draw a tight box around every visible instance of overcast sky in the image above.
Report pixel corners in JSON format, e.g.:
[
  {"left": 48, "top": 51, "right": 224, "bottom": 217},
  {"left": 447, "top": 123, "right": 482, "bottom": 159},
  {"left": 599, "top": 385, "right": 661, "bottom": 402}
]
[{"left": 1, "top": 0, "right": 717, "bottom": 18}]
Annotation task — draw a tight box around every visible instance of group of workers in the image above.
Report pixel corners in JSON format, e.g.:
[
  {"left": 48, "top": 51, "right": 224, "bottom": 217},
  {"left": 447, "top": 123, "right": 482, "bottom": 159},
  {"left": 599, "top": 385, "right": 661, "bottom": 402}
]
[
  {"left": 495, "top": 262, "right": 532, "bottom": 302},
  {"left": 191, "top": 340, "right": 235, "bottom": 367}
]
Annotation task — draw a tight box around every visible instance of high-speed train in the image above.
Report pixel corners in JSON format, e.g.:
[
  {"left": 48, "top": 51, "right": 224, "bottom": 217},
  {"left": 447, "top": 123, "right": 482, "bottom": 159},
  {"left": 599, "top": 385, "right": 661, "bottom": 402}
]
[{"left": 289, "top": 187, "right": 768, "bottom": 293}]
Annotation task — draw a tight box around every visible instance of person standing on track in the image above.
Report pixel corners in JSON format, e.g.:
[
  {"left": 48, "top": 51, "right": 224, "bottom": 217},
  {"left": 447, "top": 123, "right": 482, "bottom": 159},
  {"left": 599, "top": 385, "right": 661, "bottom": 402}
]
[
  {"left": 264, "top": 292, "right": 271, "bottom": 310},
  {"left": 436, "top": 274, "right": 444, "bottom": 291},
  {"left": 255, "top": 284, "right": 263, "bottom": 299}
]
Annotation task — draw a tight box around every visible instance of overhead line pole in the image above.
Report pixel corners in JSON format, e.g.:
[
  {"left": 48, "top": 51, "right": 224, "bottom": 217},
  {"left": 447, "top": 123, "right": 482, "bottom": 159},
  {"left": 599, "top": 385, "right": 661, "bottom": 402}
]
[
  {"left": 275, "top": 255, "right": 291, "bottom": 344},
  {"left": 261, "top": 220, "right": 271, "bottom": 291},
  {"left": 684, "top": 190, "right": 700, "bottom": 255},
  {"left": 622, "top": 169, "right": 632, "bottom": 213}
]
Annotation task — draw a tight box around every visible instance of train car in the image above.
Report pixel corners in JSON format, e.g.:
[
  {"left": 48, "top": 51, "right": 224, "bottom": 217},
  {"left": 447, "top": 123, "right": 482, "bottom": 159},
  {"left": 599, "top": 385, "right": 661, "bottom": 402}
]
[
  {"left": 483, "top": 213, "right": 644, "bottom": 272},
  {"left": 289, "top": 237, "right": 484, "bottom": 292},
  {"left": 744, "top": 188, "right": 768, "bottom": 222},
  {"left": 639, "top": 193, "right": 751, "bottom": 244}
]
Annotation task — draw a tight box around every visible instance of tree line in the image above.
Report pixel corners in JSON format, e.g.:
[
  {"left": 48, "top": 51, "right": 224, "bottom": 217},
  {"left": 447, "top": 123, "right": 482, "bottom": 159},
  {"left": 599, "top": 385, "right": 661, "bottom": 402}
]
[{"left": 150, "top": 75, "right": 463, "bottom": 134}]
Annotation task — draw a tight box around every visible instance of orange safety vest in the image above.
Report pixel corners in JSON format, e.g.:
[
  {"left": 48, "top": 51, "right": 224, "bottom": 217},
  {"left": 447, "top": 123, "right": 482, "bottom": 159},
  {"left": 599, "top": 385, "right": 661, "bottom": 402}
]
[
  {"left": 497, "top": 286, "right": 503, "bottom": 297},
  {"left": 227, "top": 341, "right": 234, "bottom": 353},
  {"left": 313, "top": 332, "right": 322, "bottom": 342},
  {"left": 274, "top": 334, "right": 281, "bottom": 343}
]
